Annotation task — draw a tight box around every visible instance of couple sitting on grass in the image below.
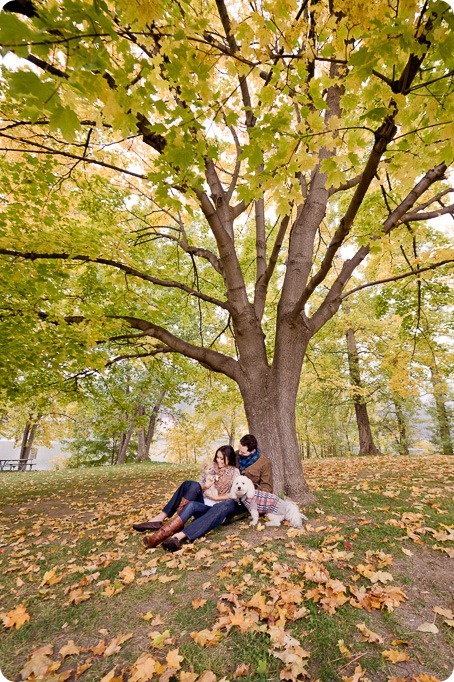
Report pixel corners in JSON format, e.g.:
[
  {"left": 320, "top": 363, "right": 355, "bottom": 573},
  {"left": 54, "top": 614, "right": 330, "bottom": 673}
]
[{"left": 132, "top": 434, "right": 273, "bottom": 552}]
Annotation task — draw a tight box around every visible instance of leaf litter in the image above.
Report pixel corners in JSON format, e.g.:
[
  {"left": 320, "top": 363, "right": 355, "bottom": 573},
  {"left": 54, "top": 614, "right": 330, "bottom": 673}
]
[{"left": 0, "top": 456, "right": 452, "bottom": 681}]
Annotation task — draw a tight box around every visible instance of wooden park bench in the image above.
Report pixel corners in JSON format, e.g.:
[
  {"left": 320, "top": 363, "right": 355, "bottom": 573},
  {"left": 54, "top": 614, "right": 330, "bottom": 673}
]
[{"left": 0, "top": 459, "right": 37, "bottom": 471}]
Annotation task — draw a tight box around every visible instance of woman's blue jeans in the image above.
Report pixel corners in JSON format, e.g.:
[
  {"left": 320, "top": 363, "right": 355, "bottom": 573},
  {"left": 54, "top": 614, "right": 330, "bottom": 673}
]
[
  {"left": 161, "top": 480, "right": 245, "bottom": 541},
  {"left": 162, "top": 480, "right": 204, "bottom": 517}
]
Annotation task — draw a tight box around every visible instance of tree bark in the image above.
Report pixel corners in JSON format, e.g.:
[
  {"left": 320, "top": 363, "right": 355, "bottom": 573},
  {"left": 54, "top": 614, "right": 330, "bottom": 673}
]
[
  {"left": 19, "top": 414, "right": 42, "bottom": 470},
  {"left": 136, "top": 405, "right": 147, "bottom": 461},
  {"left": 393, "top": 397, "right": 410, "bottom": 456},
  {"left": 237, "top": 331, "right": 316, "bottom": 504},
  {"left": 116, "top": 421, "right": 135, "bottom": 464},
  {"left": 345, "top": 328, "right": 380, "bottom": 455},
  {"left": 430, "top": 368, "right": 453, "bottom": 456}
]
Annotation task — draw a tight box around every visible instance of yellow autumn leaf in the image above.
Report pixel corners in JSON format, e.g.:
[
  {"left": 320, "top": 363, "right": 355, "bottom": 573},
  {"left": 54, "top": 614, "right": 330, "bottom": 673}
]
[
  {"left": 233, "top": 663, "right": 250, "bottom": 678},
  {"left": 119, "top": 566, "right": 135, "bottom": 584},
  {"left": 382, "top": 649, "right": 410, "bottom": 663},
  {"left": 369, "top": 571, "right": 393, "bottom": 584},
  {"left": 356, "top": 622, "right": 384, "bottom": 644},
  {"left": 198, "top": 672, "right": 217, "bottom": 682},
  {"left": 41, "top": 569, "right": 62, "bottom": 586},
  {"left": 341, "top": 664, "right": 369, "bottom": 682},
  {"left": 149, "top": 629, "right": 173, "bottom": 648},
  {"left": 66, "top": 588, "right": 93, "bottom": 605},
  {"left": 192, "top": 598, "right": 207, "bottom": 610},
  {"left": 19, "top": 652, "right": 54, "bottom": 680},
  {"left": 166, "top": 648, "right": 184, "bottom": 670},
  {"left": 158, "top": 574, "right": 179, "bottom": 583},
  {"left": 129, "top": 653, "right": 157, "bottom": 682},
  {"left": 59, "top": 639, "right": 82, "bottom": 657},
  {"left": 433, "top": 606, "right": 453, "bottom": 619},
  {"left": 140, "top": 611, "right": 154, "bottom": 621},
  {"left": 337, "top": 639, "right": 351, "bottom": 658},
  {"left": 179, "top": 672, "right": 199, "bottom": 682},
  {"left": 2, "top": 604, "right": 30, "bottom": 630},
  {"left": 104, "top": 632, "right": 133, "bottom": 656},
  {"left": 190, "top": 628, "right": 223, "bottom": 647}
]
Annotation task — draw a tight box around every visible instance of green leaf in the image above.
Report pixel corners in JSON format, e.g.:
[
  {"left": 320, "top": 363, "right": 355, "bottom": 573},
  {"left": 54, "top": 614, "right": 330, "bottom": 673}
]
[{"left": 49, "top": 106, "right": 81, "bottom": 142}]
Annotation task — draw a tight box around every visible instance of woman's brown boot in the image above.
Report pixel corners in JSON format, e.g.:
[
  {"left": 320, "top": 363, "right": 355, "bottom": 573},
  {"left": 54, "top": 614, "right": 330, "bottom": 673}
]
[
  {"left": 175, "top": 497, "right": 191, "bottom": 514},
  {"left": 143, "top": 515, "right": 185, "bottom": 549}
]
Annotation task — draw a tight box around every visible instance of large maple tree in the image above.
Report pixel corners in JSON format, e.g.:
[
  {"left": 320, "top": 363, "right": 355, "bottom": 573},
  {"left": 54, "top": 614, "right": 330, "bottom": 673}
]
[{"left": 0, "top": 0, "right": 453, "bottom": 499}]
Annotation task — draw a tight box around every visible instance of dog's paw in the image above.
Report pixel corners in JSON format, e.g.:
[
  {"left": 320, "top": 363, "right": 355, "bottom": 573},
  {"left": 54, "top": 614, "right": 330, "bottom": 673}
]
[{"left": 249, "top": 520, "right": 258, "bottom": 526}]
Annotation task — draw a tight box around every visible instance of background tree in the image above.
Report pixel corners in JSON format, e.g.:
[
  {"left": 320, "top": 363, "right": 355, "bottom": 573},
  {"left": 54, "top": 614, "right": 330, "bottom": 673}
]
[{"left": 0, "top": 0, "right": 453, "bottom": 498}]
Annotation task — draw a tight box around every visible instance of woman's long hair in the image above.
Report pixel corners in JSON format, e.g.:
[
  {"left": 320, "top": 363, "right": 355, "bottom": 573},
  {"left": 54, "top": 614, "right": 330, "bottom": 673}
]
[{"left": 213, "top": 445, "right": 236, "bottom": 467}]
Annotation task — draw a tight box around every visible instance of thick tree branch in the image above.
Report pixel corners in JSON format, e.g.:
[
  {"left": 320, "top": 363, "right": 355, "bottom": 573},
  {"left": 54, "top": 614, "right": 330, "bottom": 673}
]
[
  {"left": 254, "top": 214, "right": 291, "bottom": 321},
  {"left": 328, "top": 173, "right": 362, "bottom": 196},
  {"left": 309, "top": 162, "right": 448, "bottom": 334},
  {"left": 0, "top": 249, "right": 230, "bottom": 310},
  {"left": 292, "top": 110, "right": 398, "bottom": 318},
  {"left": 117, "top": 316, "right": 239, "bottom": 380},
  {"left": 401, "top": 203, "right": 454, "bottom": 223}
]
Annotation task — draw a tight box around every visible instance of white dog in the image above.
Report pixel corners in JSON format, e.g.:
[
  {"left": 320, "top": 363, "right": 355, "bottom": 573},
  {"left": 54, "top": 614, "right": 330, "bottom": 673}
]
[{"left": 230, "top": 475, "right": 308, "bottom": 528}]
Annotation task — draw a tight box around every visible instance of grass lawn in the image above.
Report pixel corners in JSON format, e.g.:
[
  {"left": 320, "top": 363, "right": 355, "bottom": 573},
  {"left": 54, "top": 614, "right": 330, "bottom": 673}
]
[{"left": 0, "top": 455, "right": 452, "bottom": 682}]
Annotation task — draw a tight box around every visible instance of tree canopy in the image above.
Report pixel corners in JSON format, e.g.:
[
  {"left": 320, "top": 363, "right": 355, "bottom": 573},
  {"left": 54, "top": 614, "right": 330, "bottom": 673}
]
[{"left": 0, "top": 0, "right": 453, "bottom": 497}]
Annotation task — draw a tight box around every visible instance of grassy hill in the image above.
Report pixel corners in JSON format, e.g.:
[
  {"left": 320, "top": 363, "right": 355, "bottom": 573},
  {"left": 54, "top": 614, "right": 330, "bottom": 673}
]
[{"left": 0, "top": 456, "right": 452, "bottom": 682}]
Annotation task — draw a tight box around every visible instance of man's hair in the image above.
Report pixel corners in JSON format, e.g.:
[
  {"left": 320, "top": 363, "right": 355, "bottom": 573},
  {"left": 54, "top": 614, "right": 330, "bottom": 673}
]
[{"left": 239, "top": 434, "right": 258, "bottom": 453}]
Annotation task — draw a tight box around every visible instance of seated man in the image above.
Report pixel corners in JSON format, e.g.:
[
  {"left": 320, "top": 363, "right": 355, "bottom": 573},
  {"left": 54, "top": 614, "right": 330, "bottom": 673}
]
[{"left": 160, "top": 434, "right": 273, "bottom": 552}]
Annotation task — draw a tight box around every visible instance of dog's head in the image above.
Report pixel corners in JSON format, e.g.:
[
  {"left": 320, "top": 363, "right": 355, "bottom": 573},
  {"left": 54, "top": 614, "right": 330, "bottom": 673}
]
[{"left": 230, "top": 475, "right": 255, "bottom": 500}]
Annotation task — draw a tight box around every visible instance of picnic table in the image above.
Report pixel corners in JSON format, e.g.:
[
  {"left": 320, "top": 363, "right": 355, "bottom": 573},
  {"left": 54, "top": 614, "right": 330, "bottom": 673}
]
[{"left": 0, "top": 459, "right": 36, "bottom": 471}]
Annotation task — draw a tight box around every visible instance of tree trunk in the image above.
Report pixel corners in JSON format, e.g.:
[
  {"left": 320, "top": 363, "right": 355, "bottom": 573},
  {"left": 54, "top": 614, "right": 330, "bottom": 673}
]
[
  {"left": 116, "top": 421, "right": 135, "bottom": 464},
  {"left": 237, "top": 340, "right": 316, "bottom": 504},
  {"left": 430, "top": 368, "right": 453, "bottom": 456},
  {"left": 136, "top": 390, "right": 166, "bottom": 461},
  {"left": 19, "top": 414, "right": 42, "bottom": 470},
  {"left": 345, "top": 328, "right": 380, "bottom": 455},
  {"left": 145, "top": 390, "right": 166, "bottom": 454},
  {"left": 393, "top": 397, "right": 410, "bottom": 456},
  {"left": 136, "top": 405, "right": 147, "bottom": 461}
]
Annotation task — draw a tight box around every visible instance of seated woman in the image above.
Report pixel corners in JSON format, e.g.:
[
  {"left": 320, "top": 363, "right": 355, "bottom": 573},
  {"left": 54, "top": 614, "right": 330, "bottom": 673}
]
[{"left": 133, "top": 445, "right": 239, "bottom": 548}]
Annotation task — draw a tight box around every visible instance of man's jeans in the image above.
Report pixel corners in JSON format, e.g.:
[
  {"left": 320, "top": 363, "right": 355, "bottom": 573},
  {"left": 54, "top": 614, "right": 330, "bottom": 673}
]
[{"left": 183, "top": 498, "right": 244, "bottom": 542}]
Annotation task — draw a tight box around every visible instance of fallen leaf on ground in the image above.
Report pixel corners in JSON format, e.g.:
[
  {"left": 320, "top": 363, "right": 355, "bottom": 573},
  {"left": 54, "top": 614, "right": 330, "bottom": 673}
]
[
  {"left": 233, "top": 663, "right": 250, "bottom": 678},
  {"left": 337, "top": 639, "right": 351, "bottom": 658},
  {"left": 179, "top": 673, "right": 199, "bottom": 682},
  {"left": 149, "top": 629, "right": 174, "bottom": 649},
  {"left": 158, "top": 574, "right": 179, "bottom": 583},
  {"left": 59, "top": 640, "right": 82, "bottom": 657},
  {"left": 129, "top": 653, "right": 157, "bottom": 682},
  {"left": 356, "top": 622, "right": 384, "bottom": 644},
  {"left": 197, "top": 672, "right": 217, "bottom": 682},
  {"left": 19, "top": 652, "right": 59, "bottom": 680},
  {"left": 119, "top": 566, "right": 135, "bottom": 584},
  {"left": 192, "top": 598, "right": 207, "bottom": 609},
  {"left": 432, "top": 606, "right": 453, "bottom": 619},
  {"left": 416, "top": 623, "right": 439, "bottom": 634},
  {"left": 2, "top": 604, "right": 30, "bottom": 629},
  {"left": 104, "top": 633, "right": 133, "bottom": 656},
  {"left": 166, "top": 649, "right": 184, "bottom": 670},
  {"left": 140, "top": 612, "right": 154, "bottom": 621},
  {"left": 369, "top": 571, "right": 393, "bottom": 584},
  {"left": 99, "top": 667, "right": 123, "bottom": 682},
  {"left": 382, "top": 649, "right": 410, "bottom": 663},
  {"left": 341, "top": 664, "right": 370, "bottom": 682},
  {"left": 190, "top": 629, "right": 222, "bottom": 647}
]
